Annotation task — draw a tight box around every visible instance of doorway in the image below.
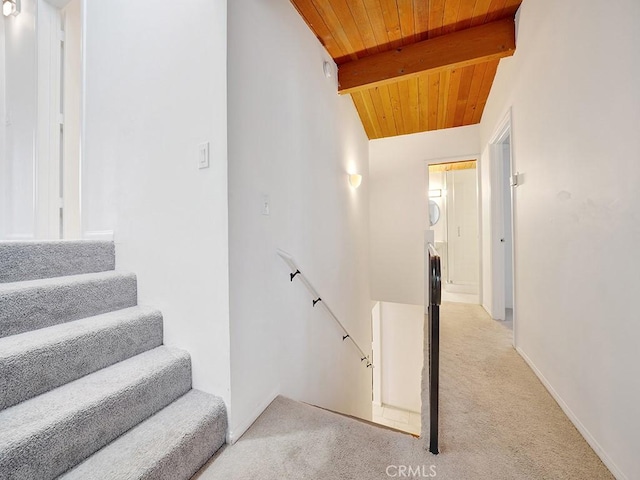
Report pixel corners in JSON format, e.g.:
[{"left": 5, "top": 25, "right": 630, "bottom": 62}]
[
  {"left": 37, "top": 0, "right": 83, "bottom": 239},
  {"left": 0, "top": 0, "right": 82, "bottom": 240},
  {"left": 428, "top": 160, "right": 480, "bottom": 304}
]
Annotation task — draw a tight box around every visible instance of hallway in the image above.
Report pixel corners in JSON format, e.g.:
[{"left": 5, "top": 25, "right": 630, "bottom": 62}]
[{"left": 195, "top": 303, "right": 612, "bottom": 479}]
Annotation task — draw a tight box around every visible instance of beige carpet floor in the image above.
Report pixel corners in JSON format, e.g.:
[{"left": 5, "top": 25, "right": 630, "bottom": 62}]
[{"left": 194, "top": 303, "right": 613, "bottom": 480}]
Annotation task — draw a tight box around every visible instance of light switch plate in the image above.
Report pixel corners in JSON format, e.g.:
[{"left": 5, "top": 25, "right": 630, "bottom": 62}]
[
  {"left": 198, "top": 142, "right": 210, "bottom": 169},
  {"left": 510, "top": 172, "right": 520, "bottom": 187},
  {"left": 261, "top": 195, "right": 270, "bottom": 216}
]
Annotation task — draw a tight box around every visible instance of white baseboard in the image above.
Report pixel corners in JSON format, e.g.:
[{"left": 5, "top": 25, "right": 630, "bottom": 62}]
[
  {"left": 442, "top": 291, "right": 479, "bottom": 304},
  {"left": 227, "top": 390, "right": 279, "bottom": 445},
  {"left": 83, "top": 230, "right": 114, "bottom": 240},
  {"left": 516, "top": 347, "right": 626, "bottom": 480},
  {"left": 3, "top": 233, "right": 35, "bottom": 240},
  {"left": 444, "top": 282, "right": 478, "bottom": 294}
]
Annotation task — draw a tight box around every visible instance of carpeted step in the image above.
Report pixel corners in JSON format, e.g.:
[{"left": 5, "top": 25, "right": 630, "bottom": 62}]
[
  {"left": 0, "top": 240, "right": 115, "bottom": 283},
  {"left": 0, "top": 306, "right": 163, "bottom": 410},
  {"left": 0, "top": 346, "right": 191, "bottom": 480},
  {"left": 0, "top": 271, "right": 137, "bottom": 338},
  {"left": 60, "top": 389, "right": 228, "bottom": 480}
]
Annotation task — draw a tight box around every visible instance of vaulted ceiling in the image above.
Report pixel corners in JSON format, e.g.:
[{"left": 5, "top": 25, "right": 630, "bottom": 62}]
[{"left": 290, "top": 0, "right": 521, "bottom": 139}]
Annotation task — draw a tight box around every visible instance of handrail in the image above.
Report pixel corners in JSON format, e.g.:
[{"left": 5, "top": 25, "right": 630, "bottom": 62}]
[
  {"left": 427, "top": 243, "right": 442, "bottom": 455},
  {"left": 277, "top": 249, "right": 371, "bottom": 367}
]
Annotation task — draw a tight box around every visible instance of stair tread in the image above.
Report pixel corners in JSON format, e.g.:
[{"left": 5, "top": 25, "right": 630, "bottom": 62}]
[
  {"left": 0, "top": 270, "right": 134, "bottom": 293},
  {"left": 0, "top": 271, "right": 138, "bottom": 338},
  {"left": 0, "top": 346, "right": 187, "bottom": 436},
  {"left": 0, "top": 305, "right": 164, "bottom": 409},
  {"left": 60, "top": 390, "right": 227, "bottom": 480},
  {"left": 0, "top": 240, "right": 111, "bottom": 245},
  {"left": 0, "top": 240, "right": 115, "bottom": 283},
  {"left": 0, "top": 346, "right": 192, "bottom": 480},
  {"left": 0, "top": 305, "right": 160, "bottom": 354}
]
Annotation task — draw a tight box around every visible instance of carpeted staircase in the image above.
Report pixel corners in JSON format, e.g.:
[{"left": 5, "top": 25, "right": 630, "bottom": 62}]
[{"left": 0, "top": 240, "right": 227, "bottom": 480}]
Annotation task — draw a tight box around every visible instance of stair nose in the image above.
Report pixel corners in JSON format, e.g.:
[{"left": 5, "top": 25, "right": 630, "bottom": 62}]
[
  {"left": 0, "top": 305, "right": 164, "bottom": 410},
  {"left": 0, "top": 240, "right": 115, "bottom": 283},
  {"left": 0, "top": 271, "right": 137, "bottom": 338},
  {"left": 0, "top": 346, "right": 192, "bottom": 480}
]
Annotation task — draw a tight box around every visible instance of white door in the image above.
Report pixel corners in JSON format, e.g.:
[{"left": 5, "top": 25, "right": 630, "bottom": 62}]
[{"left": 447, "top": 167, "right": 479, "bottom": 290}]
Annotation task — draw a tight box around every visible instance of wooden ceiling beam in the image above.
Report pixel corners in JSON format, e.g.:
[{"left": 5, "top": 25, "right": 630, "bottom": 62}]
[{"left": 338, "top": 17, "right": 515, "bottom": 95}]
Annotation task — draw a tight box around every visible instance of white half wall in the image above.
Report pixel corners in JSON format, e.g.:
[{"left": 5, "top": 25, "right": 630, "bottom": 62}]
[
  {"left": 378, "top": 302, "right": 423, "bottom": 413},
  {"left": 83, "top": 0, "right": 230, "bottom": 402},
  {"left": 228, "top": 0, "right": 372, "bottom": 440},
  {"left": 369, "top": 126, "right": 480, "bottom": 306},
  {"left": 479, "top": 1, "right": 640, "bottom": 478}
]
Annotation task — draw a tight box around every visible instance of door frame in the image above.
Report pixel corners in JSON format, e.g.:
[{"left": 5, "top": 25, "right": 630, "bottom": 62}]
[
  {"left": 488, "top": 108, "right": 517, "bottom": 345},
  {"left": 35, "top": 0, "right": 83, "bottom": 239},
  {"left": 36, "top": 0, "right": 64, "bottom": 239}
]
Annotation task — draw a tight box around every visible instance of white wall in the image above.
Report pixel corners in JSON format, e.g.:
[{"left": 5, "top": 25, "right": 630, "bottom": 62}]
[
  {"left": 378, "top": 302, "right": 423, "bottom": 413},
  {"left": 369, "top": 126, "right": 480, "bottom": 306},
  {"left": 228, "top": 0, "right": 372, "bottom": 441},
  {"left": 83, "top": 0, "right": 230, "bottom": 402},
  {"left": 479, "top": 1, "right": 640, "bottom": 477},
  {"left": 0, "top": 17, "right": 6, "bottom": 238},
  {"left": 1, "top": 1, "right": 38, "bottom": 239}
]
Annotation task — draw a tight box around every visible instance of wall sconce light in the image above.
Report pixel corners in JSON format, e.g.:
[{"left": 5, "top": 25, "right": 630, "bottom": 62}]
[
  {"left": 429, "top": 189, "right": 442, "bottom": 198},
  {"left": 2, "top": 0, "right": 20, "bottom": 16},
  {"left": 323, "top": 61, "right": 333, "bottom": 79},
  {"left": 349, "top": 174, "right": 362, "bottom": 189}
]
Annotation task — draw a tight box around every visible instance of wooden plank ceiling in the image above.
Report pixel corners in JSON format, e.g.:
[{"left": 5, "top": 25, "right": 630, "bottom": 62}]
[{"left": 290, "top": 0, "right": 521, "bottom": 139}]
